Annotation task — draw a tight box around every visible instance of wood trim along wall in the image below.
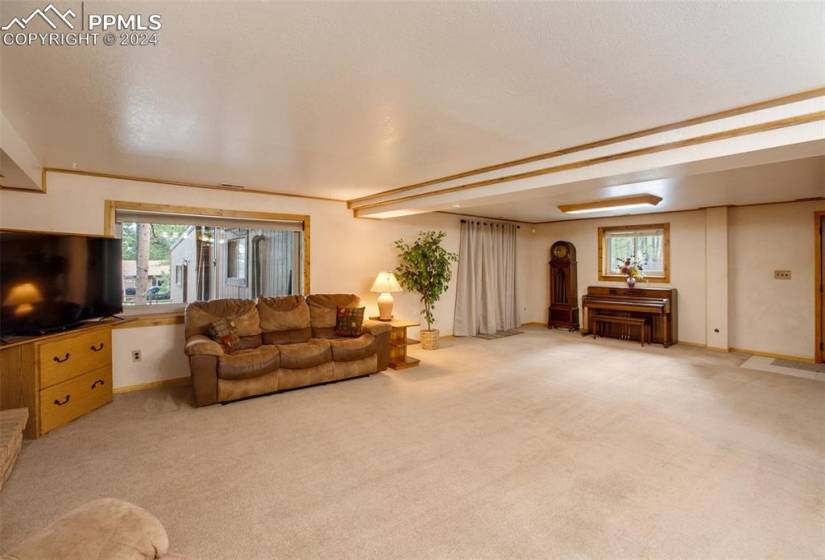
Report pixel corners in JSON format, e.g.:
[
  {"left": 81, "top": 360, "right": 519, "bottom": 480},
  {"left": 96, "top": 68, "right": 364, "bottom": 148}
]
[
  {"left": 0, "top": 167, "right": 47, "bottom": 193},
  {"left": 0, "top": 226, "right": 113, "bottom": 238},
  {"left": 597, "top": 223, "right": 671, "bottom": 283},
  {"left": 104, "top": 200, "right": 312, "bottom": 295},
  {"left": 677, "top": 341, "right": 814, "bottom": 362},
  {"left": 350, "top": 111, "right": 825, "bottom": 214},
  {"left": 113, "top": 376, "right": 191, "bottom": 394},
  {"left": 1, "top": 168, "right": 347, "bottom": 203},
  {"left": 0, "top": 185, "right": 43, "bottom": 193},
  {"left": 815, "top": 211, "right": 824, "bottom": 363},
  {"left": 728, "top": 347, "right": 816, "bottom": 365},
  {"left": 347, "top": 87, "right": 825, "bottom": 207}
]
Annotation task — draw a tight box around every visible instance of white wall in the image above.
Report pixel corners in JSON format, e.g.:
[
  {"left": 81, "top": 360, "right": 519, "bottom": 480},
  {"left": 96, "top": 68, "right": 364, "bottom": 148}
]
[
  {"left": 527, "top": 210, "right": 708, "bottom": 344},
  {"left": 728, "top": 200, "right": 825, "bottom": 358},
  {"left": 527, "top": 200, "right": 825, "bottom": 359},
  {"left": 0, "top": 172, "right": 532, "bottom": 387}
]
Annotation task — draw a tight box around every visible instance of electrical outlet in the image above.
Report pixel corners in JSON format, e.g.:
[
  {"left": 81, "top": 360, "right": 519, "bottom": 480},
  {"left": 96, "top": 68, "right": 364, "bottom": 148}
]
[
  {"left": 131, "top": 350, "right": 142, "bottom": 362},
  {"left": 774, "top": 270, "right": 792, "bottom": 280}
]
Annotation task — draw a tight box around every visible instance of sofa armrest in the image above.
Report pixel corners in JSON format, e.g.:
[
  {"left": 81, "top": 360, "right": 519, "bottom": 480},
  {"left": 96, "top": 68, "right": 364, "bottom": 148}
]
[
  {"left": 362, "top": 320, "right": 391, "bottom": 337},
  {"left": 189, "top": 355, "right": 218, "bottom": 407},
  {"left": 184, "top": 335, "right": 224, "bottom": 357},
  {"left": 2, "top": 498, "right": 170, "bottom": 560},
  {"left": 362, "top": 321, "right": 391, "bottom": 372}
]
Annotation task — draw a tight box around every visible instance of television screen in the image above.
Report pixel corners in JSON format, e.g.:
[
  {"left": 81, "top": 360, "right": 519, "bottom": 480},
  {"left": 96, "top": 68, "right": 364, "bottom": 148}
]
[{"left": 0, "top": 231, "right": 122, "bottom": 336}]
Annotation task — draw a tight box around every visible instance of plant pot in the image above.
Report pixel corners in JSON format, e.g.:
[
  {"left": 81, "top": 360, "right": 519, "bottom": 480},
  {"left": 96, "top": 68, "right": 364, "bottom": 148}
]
[
  {"left": 626, "top": 277, "right": 636, "bottom": 288},
  {"left": 420, "top": 329, "right": 439, "bottom": 350}
]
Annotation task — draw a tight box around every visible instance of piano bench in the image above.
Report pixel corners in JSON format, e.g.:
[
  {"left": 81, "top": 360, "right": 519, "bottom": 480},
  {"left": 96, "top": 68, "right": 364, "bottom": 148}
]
[{"left": 592, "top": 314, "right": 649, "bottom": 346}]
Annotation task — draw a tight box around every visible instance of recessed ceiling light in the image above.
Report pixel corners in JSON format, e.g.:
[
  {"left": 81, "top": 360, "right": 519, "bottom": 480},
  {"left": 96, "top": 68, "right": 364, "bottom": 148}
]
[
  {"left": 558, "top": 194, "right": 662, "bottom": 214},
  {"left": 451, "top": 204, "right": 461, "bottom": 208}
]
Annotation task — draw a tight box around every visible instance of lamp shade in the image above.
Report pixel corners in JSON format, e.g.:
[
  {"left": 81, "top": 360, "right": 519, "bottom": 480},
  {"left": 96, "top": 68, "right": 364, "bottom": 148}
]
[
  {"left": 370, "top": 272, "right": 402, "bottom": 293},
  {"left": 4, "top": 282, "right": 44, "bottom": 306}
]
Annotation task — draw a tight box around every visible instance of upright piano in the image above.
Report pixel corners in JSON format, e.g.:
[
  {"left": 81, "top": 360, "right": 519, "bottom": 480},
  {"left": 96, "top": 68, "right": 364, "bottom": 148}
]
[{"left": 581, "top": 286, "right": 677, "bottom": 347}]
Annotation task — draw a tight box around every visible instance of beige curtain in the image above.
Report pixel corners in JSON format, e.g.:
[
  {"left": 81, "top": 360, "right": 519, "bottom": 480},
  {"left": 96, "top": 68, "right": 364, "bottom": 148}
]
[{"left": 454, "top": 220, "right": 519, "bottom": 336}]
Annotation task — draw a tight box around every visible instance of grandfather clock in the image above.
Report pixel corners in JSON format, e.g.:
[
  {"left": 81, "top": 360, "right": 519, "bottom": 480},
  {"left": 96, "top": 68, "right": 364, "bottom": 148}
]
[{"left": 548, "top": 241, "right": 579, "bottom": 330}]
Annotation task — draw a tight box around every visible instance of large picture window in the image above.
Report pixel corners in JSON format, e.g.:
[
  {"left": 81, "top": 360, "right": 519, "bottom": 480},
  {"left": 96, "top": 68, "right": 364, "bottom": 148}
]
[
  {"left": 598, "top": 223, "right": 670, "bottom": 282},
  {"left": 106, "top": 202, "right": 309, "bottom": 313}
]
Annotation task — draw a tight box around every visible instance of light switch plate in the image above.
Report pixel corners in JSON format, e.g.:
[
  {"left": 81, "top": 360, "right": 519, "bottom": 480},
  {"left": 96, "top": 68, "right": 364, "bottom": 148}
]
[{"left": 774, "top": 270, "right": 791, "bottom": 280}]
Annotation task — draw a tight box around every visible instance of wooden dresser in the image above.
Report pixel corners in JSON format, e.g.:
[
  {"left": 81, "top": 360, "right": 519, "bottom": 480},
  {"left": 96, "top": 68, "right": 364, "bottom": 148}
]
[{"left": 0, "top": 322, "right": 113, "bottom": 438}]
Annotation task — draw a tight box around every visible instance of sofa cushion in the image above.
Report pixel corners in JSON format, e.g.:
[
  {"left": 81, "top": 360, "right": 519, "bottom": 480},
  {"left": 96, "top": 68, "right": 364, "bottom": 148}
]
[
  {"left": 307, "top": 294, "right": 360, "bottom": 338},
  {"left": 307, "top": 299, "right": 337, "bottom": 329},
  {"left": 332, "top": 354, "right": 378, "bottom": 379},
  {"left": 217, "top": 345, "right": 280, "bottom": 380},
  {"left": 259, "top": 296, "right": 311, "bottom": 332},
  {"left": 262, "top": 328, "right": 313, "bottom": 345},
  {"left": 236, "top": 334, "right": 263, "bottom": 350},
  {"left": 278, "top": 339, "right": 332, "bottom": 369},
  {"left": 185, "top": 299, "right": 261, "bottom": 338},
  {"left": 329, "top": 333, "right": 376, "bottom": 362}
]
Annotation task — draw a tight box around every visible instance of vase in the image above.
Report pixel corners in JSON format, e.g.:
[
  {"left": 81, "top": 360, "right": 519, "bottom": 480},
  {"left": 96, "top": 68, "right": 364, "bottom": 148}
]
[
  {"left": 626, "top": 277, "right": 636, "bottom": 288},
  {"left": 420, "top": 329, "right": 439, "bottom": 350}
]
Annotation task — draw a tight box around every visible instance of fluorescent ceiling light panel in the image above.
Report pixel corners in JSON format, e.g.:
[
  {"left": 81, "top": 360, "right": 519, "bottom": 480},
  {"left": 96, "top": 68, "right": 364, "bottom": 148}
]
[{"left": 558, "top": 194, "right": 662, "bottom": 214}]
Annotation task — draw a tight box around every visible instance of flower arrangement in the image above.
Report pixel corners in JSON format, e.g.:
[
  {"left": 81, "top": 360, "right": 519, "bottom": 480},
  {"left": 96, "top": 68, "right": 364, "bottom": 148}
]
[{"left": 617, "top": 255, "right": 645, "bottom": 287}]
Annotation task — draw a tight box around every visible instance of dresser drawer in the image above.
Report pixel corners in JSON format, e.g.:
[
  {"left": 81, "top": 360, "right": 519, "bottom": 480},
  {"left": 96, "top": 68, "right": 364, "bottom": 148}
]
[
  {"left": 39, "top": 329, "right": 112, "bottom": 388},
  {"left": 39, "top": 366, "right": 112, "bottom": 435}
]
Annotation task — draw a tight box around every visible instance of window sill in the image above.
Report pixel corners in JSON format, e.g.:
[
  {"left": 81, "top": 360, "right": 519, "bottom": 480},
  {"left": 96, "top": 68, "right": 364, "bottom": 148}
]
[
  {"left": 114, "top": 311, "right": 185, "bottom": 329},
  {"left": 598, "top": 275, "right": 671, "bottom": 284}
]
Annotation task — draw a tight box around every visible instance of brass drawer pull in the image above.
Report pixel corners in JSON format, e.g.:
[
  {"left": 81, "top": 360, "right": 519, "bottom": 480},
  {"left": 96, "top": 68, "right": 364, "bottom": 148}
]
[
  {"left": 91, "top": 379, "right": 105, "bottom": 389},
  {"left": 53, "top": 353, "right": 70, "bottom": 363},
  {"left": 54, "top": 395, "right": 71, "bottom": 406},
  {"left": 90, "top": 343, "right": 105, "bottom": 352}
]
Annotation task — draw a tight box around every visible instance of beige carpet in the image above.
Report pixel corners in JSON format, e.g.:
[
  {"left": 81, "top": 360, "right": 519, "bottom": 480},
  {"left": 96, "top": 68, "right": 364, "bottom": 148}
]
[{"left": 2, "top": 328, "right": 824, "bottom": 559}]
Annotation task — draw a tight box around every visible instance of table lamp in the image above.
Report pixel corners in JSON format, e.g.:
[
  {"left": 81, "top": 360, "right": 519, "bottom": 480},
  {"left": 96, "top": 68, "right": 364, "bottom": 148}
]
[{"left": 370, "top": 272, "right": 402, "bottom": 321}]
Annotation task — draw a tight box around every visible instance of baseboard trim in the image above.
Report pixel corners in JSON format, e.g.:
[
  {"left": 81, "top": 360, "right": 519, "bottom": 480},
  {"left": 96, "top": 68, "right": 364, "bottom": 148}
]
[
  {"left": 728, "top": 348, "right": 815, "bottom": 364},
  {"left": 520, "top": 322, "right": 546, "bottom": 328},
  {"left": 113, "top": 376, "right": 191, "bottom": 394}
]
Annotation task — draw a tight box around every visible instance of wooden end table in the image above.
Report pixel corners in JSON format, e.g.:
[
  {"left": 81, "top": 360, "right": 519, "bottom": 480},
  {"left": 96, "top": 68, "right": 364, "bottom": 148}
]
[{"left": 369, "top": 317, "right": 420, "bottom": 370}]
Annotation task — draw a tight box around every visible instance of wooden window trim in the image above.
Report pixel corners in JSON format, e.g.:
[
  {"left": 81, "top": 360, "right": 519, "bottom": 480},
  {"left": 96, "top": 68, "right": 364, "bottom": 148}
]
[
  {"left": 104, "top": 200, "right": 311, "bottom": 296},
  {"left": 815, "top": 211, "right": 824, "bottom": 364},
  {"left": 597, "top": 223, "right": 670, "bottom": 283}
]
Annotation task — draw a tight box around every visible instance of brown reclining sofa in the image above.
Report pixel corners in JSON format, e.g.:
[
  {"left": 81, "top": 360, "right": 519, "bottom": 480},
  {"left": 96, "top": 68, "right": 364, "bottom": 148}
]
[{"left": 183, "top": 294, "right": 390, "bottom": 406}]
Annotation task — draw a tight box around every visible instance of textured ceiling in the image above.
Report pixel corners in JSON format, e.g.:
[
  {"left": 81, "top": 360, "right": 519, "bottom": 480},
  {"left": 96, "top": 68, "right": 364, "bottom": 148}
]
[{"left": 2, "top": 1, "right": 824, "bottom": 199}]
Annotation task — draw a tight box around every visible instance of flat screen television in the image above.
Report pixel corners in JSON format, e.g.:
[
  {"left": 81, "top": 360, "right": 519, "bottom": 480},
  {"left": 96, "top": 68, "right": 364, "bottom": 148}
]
[{"left": 0, "top": 230, "right": 122, "bottom": 337}]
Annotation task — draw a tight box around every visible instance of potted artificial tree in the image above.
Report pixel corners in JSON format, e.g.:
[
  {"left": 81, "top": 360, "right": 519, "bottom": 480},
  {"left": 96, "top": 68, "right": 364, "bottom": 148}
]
[{"left": 394, "top": 231, "right": 458, "bottom": 350}]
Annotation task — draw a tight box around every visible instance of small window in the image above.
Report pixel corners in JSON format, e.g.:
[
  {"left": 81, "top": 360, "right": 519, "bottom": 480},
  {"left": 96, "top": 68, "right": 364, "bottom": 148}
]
[{"left": 598, "top": 223, "right": 670, "bottom": 282}]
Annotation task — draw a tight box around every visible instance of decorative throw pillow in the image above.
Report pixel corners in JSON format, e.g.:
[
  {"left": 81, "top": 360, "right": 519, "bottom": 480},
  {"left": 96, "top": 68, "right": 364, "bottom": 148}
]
[
  {"left": 208, "top": 318, "right": 240, "bottom": 353},
  {"left": 335, "top": 307, "right": 365, "bottom": 337}
]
